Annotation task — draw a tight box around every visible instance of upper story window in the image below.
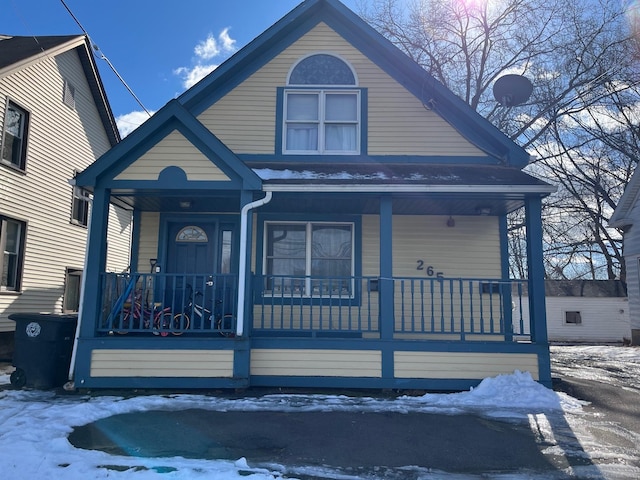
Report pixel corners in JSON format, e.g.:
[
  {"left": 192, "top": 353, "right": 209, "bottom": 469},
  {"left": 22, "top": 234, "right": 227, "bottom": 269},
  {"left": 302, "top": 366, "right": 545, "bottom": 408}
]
[
  {"left": 71, "top": 186, "right": 91, "bottom": 227},
  {"left": 284, "top": 54, "right": 360, "bottom": 155},
  {"left": 1, "top": 100, "right": 29, "bottom": 171}
]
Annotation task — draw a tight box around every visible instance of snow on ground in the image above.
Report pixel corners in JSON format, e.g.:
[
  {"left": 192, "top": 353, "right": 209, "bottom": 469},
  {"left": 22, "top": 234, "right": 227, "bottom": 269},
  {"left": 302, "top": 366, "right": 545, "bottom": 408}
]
[{"left": 0, "top": 345, "right": 639, "bottom": 479}]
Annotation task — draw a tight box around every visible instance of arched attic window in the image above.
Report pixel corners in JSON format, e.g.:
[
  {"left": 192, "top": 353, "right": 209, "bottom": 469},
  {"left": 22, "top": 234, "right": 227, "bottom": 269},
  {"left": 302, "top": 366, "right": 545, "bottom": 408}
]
[{"left": 284, "top": 54, "right": 360, "bottom": 154}]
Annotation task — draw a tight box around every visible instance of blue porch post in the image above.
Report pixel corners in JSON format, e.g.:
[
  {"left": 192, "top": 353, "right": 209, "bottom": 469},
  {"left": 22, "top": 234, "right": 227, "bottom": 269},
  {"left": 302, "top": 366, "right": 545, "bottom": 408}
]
[
  {"left": 500, "top": 215, "right": 513, "bottom": 341},
  {"left": 525, "top": 196, "right": 551, "bottom": 386},
  {"left": 379, "top": 196, "right": 394, "bottom": 379},
  {"left": 74, "top": 187, "right": 110, "bottom": 382}
]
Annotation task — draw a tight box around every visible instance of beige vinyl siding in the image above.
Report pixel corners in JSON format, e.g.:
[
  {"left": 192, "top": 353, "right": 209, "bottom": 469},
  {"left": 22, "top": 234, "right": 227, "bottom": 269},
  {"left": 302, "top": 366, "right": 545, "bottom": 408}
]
[
  {"left": 199, "top": 23, "right": 485, "bottom": 157},
  {"left": 394, "top": 351, "right": 540, "bottom": 380},
  {"left": 0, "top": 48, "right": 129, "bottom": 331},
  {"left": 250, "top": 348, "right": 382, "bottom": 377},
  {"left": 106, "top": 204, "right": 132, "bottom": 273},
  {"left": 137, "top": 212, "right": 160, "bottom": 272},
  {"left": 114, "top": 130, "right": 229, "bottom": 181},
  {"left": 90, "top": 349, "right": 234, "bottom": 377},
  {"left": 392, "top": 216, "right": 501, "bottom": 336}
]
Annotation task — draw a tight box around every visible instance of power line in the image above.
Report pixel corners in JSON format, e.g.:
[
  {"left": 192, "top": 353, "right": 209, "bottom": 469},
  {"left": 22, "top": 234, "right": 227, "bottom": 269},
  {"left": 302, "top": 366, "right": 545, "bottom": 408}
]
[{"left": 59, "top": 0, "right": 151, "bottom": 117}]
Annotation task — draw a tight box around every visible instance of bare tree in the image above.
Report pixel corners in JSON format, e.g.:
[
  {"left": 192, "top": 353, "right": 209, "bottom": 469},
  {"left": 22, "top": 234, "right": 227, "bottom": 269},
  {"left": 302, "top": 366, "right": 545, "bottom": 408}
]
[{"left": 360, "top": 0, "right": 639, "bottom": 279}]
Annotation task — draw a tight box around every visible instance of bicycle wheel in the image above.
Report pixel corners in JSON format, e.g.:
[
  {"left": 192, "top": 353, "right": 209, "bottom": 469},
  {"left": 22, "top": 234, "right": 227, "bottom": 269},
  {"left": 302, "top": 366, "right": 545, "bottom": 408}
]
[
  {"left": 169, "top": 312, "right": 190, "bottom": 336},
  {"left": 115, "top": 310, "right": 131, "bottom": 335},
  {"left": 217, "top": 314, "right": 235, "bottom": 337}
]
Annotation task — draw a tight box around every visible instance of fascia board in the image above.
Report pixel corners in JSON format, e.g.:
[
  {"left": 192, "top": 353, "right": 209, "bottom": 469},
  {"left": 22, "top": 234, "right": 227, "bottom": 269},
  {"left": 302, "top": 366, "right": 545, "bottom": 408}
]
[
  {"left": 262, "top": 184, "right": 557, "bottom": 194},
  {"left": 0, "top": 36, "right": 85, "bottom": 78}
]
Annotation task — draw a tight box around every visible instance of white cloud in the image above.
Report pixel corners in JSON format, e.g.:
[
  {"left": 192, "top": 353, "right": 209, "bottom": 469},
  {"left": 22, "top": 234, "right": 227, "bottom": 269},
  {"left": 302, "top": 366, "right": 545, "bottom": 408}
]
[
  {"left": 116, "top": 110, "right": 154, "bottom": 137},
  {"left": 174, "top": 64, "right": 219, "bottom": 89},
  {"left": 175, "top": 28, "right": 237, "bottom": 90}
]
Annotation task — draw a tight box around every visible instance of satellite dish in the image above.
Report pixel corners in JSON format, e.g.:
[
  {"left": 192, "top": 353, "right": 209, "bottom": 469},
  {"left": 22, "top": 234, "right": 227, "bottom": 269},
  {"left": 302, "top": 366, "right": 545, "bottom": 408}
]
[{"left": 493, "top": 74, "right": 533, "bottom": 107}]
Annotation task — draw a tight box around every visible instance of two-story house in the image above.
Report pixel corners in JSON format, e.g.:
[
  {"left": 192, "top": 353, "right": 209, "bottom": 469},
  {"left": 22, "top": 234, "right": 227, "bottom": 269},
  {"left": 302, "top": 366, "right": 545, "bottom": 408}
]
[
  {"left": 71, "top": 0, "right": 554, "bottom": 391},
  {"left": 0, "top": 34, "right": 132, "bottom": 358}
]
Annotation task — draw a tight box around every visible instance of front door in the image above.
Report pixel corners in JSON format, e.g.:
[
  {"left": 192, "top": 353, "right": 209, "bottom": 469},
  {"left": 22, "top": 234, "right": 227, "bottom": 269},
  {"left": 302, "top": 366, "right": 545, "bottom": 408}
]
[{"left": 164, "top": 219, "right": 237, "bottom": 315}]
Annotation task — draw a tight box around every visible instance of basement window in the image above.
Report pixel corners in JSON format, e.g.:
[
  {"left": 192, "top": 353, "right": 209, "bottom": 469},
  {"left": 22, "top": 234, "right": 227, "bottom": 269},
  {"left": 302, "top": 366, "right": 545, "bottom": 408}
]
[{"left": 564, "top": 311, "right": 582, "bottom": 325}]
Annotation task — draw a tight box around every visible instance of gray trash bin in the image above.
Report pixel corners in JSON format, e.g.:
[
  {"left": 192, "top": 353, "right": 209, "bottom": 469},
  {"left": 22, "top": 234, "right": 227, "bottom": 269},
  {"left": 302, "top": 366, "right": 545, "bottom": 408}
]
[{"left": 9, "top": 313, "right": 78, "bottom": 389}]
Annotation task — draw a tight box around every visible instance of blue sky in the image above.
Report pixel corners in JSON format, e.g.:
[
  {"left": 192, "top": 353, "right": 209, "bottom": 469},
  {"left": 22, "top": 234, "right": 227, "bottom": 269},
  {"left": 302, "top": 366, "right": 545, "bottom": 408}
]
[{"left": 3, "top": 0, "right": 359, "bottom": 135}]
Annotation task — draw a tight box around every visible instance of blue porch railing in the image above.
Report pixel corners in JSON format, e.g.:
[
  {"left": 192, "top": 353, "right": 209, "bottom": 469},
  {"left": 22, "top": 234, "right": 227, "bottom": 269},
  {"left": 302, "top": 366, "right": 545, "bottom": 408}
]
[
  {"left": 253, "top": 275, "right": 529, "bottom": 341},
  {"left": 98, "top": 273, "right": 238, "bottom": 336},
  {"left": 97, "top": 273, "right": 529, "bottom": 341}
]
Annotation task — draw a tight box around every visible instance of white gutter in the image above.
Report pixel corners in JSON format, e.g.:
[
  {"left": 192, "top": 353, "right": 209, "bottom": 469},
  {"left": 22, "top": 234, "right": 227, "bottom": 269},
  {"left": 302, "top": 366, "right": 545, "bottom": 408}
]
[
  {"left": 236, "top": 191, "right": 272, "bottom": 336},
  {"left": 67, "top": 197, "right": 91, "bottom": 388}
]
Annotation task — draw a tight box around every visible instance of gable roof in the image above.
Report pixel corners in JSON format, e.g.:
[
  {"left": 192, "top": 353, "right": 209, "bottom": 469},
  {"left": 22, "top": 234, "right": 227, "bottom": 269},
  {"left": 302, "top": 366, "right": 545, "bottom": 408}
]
[
  {"left": 0, "top": 34, "right": 120, "bottom": 146},
  {"left": 75, "top": 99, "right": 262, "bottom": 190},
  {"left": 179, "top": 0, "right": 531, "bottom": 168}
]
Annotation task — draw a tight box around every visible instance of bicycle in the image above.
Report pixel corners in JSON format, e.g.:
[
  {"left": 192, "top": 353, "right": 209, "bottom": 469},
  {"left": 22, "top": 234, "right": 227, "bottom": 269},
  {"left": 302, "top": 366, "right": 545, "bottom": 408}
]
[
  {"left": 116, "top": 291, "right": 189, "bottom": 336},
  {"left": 174, "top": 284, "right": 235, "bottom": 337}
]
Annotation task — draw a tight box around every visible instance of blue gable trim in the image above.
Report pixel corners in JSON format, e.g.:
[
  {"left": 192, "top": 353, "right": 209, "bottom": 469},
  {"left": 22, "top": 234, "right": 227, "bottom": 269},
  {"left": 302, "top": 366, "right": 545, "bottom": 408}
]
[
  {"left": 75, "top": 100, "right": 262, "bottom": 191},
  {"left": 177, "top": 0, "right": 529, "bottom": 168}
]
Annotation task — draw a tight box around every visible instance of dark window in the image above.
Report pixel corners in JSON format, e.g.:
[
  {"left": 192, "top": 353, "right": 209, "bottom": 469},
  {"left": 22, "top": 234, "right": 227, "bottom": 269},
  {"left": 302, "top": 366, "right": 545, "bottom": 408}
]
[
  {"left": 0, "top": 216, "right": 26, "bottom": 292},
  {"left": 1, "top": 101, "right": 29, "bottom": 170},
  {"left": 63, "top": 268, "right": 82, "bottom": 312},
  {"left": 565, "top": 311, "right": 582, "bottom": 324},
  {"left": 71, "top": 186, "right": 91, "bottom": 226}
]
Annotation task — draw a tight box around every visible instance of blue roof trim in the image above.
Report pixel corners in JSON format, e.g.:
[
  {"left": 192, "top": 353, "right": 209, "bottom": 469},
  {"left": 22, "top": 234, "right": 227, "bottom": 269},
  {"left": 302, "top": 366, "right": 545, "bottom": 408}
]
[
  {"left": 75, "top": 99, "right": 262, "bottom": 190},
  {"left": 177, "top": 0, "right": 529, "bottom": 168}
]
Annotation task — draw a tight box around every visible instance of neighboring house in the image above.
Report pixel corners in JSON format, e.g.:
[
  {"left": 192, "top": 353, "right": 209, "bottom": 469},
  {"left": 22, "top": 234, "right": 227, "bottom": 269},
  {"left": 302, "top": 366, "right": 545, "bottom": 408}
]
[
  {"left": 518, "top": 280, "right": 630, "bottom": 344},
  {"left": 0, "top": 34, "right": 132, "bottom": 356},
  {"left": 610, "top": 166, "right": 640, "bottom": 345},
  {"left": 72, "top": 0, "right": 555, "bottom": 391}
]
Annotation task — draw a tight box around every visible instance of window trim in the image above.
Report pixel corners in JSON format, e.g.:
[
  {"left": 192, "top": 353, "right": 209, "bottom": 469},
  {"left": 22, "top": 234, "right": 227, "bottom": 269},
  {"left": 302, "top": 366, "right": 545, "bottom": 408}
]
[
  {"left": 564, "top": 310, "right": 582, "bottom": 325},
  {"left": 63, "top": 268, "right": 83, "bottom": 312},
  {"left": 71, "top": 185, "right": 91, "bottom": 227},
  {"left": 263, "top": 220, "right": 355, "bottom": 298},
  {"left": 0, "top": 215, "right": 27, "bottom": 293},
  {"left": 283, "top": 88, "right": 361, "bottom": 155},
  {"left": 1, "top": 99, "right": 30, "bottom": 171}
]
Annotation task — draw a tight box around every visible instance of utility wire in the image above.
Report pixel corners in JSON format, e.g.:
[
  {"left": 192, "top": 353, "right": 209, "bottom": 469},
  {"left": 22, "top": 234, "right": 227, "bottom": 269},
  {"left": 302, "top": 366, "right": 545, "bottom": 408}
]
[{"left": 60, "top": 0, "right": 151, "bottom": 117}]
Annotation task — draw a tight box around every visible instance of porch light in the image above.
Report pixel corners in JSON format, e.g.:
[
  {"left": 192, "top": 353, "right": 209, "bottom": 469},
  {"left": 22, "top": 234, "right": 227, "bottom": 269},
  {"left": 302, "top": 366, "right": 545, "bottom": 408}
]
[
  {"left": 476, "top": 206, "right": 492, "bottom": 216},
  {"left": 179, "top": 200, "right": 192, "bottom": 209}
]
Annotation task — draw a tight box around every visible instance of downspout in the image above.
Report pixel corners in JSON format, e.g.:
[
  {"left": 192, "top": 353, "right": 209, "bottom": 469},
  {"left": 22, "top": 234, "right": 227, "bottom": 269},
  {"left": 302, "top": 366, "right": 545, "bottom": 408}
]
[
  {"left": 67, "top": 182, "right": 91, "bottom": 387},
  {"left": 236, "top": 191, "right": 272, "bottom": 336}
]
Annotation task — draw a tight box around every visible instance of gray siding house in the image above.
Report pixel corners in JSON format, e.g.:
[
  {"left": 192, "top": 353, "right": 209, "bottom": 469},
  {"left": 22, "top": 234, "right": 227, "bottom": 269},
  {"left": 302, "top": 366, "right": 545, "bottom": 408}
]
[
  {"left": 611, "top": 166, "right": 640, "bottom": 345},
  {"left": 0, "top": 34, "right": 132, "bottom": 356}
]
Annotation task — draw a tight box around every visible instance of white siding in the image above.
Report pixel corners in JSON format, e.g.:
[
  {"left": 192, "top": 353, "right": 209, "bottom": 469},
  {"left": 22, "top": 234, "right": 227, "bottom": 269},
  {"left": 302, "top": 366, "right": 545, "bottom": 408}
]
[
  {"left": 520, "top": 296, "right": 631, "bottom": 343},
  {"left": 0, "top": 47, "right": 130, "bottom": 331}
]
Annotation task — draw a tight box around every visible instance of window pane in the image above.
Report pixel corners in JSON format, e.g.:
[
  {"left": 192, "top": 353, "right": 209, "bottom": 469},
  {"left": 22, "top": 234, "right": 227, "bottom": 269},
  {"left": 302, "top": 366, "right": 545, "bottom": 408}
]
[
  {"left": 325, "top": 125, "right": 357, "bottom": 151},
  {"left": 2, "top": 104, "right": 25, "bottom": 166},
  {"left": 286, "top": 124, "right": 318, "bottom": 150},
  {"left": 289, "top": 54, "right": 356, "bottom": 85},
  {"left": 1, "top": 219, "right": 21, "bottom": 290},
  {"left": 286, "top": 94, "right": 318, "bottom": 121},
  {"left": 325, "top": 94, "right": 357, "bottom": 121},
  {"left": 220, "top": 230, "right": 232, "bottom": 274},
  {"left": 267, "top": 224, "right": 306, "bottom": 258}
]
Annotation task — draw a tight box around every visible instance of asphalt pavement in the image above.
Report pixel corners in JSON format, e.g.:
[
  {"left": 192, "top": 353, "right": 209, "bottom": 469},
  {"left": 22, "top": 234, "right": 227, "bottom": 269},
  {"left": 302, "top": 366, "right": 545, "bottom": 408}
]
[{"left": 68, "top": 393, "right": 596, "bottom": 478}]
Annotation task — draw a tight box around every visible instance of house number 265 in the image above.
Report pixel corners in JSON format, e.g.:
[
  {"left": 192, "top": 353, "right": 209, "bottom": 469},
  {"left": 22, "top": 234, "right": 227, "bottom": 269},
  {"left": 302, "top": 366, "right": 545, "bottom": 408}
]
[{"left": 416, "top": 260, "right": 443, "bottom": 278}]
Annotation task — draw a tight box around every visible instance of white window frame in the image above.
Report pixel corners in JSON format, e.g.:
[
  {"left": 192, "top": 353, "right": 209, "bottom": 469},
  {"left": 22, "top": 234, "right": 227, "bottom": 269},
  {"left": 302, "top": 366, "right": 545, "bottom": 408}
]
[
  {"left": 264, "top": 221, "right": 355, "bottom": 297},
  {"left": 283, "top": 89, "right": 360, "bottom": 155}
]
